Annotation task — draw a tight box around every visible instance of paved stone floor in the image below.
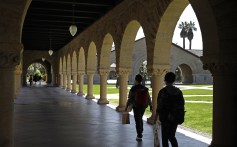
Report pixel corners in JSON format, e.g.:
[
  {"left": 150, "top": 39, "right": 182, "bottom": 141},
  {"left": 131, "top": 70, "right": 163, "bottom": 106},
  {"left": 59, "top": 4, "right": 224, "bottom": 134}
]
[{"left": 14, "top": 85, "right": 211, "bottom": 147}]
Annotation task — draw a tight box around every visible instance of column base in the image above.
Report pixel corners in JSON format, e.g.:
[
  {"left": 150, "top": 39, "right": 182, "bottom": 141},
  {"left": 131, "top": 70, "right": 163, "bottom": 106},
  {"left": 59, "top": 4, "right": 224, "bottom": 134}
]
[
  {"left": 71, "top": 90, "right": 77, "bottom": 94},
  {"left": 116, "top": 106, "right": 126, "bottom": 112},
  {"left": 77, "top": 92, "right": 84, "bottom": 96},
  {"left": 97, "top": 99, "right": 109, "bottom": 105},
  {"left": 86, "top": 95, "right": 95, "bottom": 99},
  {"left": 66, "top": 88, "right": 71, "bottom": 91},
  {"left": 147, "top": 115, "right": 155, "bottom": 124}
]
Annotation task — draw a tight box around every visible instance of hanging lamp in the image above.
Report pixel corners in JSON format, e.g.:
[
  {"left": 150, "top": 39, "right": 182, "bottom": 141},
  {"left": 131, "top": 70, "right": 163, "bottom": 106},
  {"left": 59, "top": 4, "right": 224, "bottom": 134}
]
[
  {"left": 42, "top": 57, "right": 45, "bottom": 62},
  {"left": 48, "top": 38, "right": 53, "bottom": 56},
  {"left": 69, "top": 4, "right": 77, "bottom": 36}
]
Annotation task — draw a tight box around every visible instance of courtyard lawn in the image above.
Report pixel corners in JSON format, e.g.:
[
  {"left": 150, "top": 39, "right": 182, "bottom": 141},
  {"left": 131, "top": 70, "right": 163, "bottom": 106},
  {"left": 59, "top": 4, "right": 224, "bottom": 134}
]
[
  {"left": 182, "top": 89, "right": 213, "bottom": 95},
  {"left": 76, "top": 84, "right": 119, "bottom": 95},
  {"left": 184, "top": 96, "right": 213, "bottom": 102},
  {"left": 183, "top": 103, "right": 212, "bottom": 134}
]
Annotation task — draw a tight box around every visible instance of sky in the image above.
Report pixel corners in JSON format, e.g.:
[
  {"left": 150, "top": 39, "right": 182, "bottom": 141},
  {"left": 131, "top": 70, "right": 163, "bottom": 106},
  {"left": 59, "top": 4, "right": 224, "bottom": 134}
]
[{"left": 135, "top": 4, "right": 203, "bottom": 50}]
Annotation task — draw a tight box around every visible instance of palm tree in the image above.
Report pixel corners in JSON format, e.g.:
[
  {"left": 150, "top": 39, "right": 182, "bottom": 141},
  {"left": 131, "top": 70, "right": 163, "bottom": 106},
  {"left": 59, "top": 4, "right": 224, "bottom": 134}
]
[
  {"left": 178, "top": 21, "right": 188, "bottom": 49},
  {"left": 187, "top": 21, "right": 197, "bottom": 50}
]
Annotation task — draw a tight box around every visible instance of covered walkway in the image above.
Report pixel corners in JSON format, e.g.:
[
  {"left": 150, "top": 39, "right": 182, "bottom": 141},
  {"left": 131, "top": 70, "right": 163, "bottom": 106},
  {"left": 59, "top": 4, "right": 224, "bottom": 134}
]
[{"left": 14, "top": 86, "right": 210, "bottom": 147}]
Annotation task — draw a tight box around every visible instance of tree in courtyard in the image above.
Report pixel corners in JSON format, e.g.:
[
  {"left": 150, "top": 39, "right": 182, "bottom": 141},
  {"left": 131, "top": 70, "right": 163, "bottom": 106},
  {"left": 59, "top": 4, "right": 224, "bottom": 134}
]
[
  {"left": 187, "top": 21, "right": 197, "bottom": 50},
  {"left": 178, "top": 21, "right": 188, "bottom": 49},
  {"left": 139, "top": 61, "right": 147, "bottom": 86}
]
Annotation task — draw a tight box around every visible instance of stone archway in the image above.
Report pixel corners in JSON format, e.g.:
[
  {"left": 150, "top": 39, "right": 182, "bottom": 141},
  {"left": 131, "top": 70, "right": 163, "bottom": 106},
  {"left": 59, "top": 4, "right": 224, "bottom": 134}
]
[
  {"left": 25, "top": 62, "right": 48, "bottom": 85},
  {"left": 176, "top": 64, "right": 193, "bottom": 84}
]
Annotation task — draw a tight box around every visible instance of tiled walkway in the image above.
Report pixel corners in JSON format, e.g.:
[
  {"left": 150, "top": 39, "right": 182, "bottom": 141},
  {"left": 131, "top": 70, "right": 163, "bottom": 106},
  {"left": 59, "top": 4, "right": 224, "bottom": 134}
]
[{"left": 14, "top": 85, "right": 211, "bottom": 147}]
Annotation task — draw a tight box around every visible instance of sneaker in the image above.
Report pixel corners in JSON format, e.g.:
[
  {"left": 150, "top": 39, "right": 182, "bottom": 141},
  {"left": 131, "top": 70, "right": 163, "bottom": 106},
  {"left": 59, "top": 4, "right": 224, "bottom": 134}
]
[{"left": 136, "top": 136, "right": 142, "bottom": 141}]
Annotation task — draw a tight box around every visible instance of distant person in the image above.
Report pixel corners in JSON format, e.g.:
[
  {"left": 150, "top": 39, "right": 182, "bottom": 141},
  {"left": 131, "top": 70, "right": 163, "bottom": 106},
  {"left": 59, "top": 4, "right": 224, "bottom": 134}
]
[
  {"left": 116, "top": 77, "right": 119, "bottom": 88},
  {"left": 154, "top": 72, "right": 185, "bottom": 147},
  {"left": 126, "top": 74, "right": 152, "bottom": 141},
  {"left": 29, "top": 75, "right": 33, "bottom": 86}
]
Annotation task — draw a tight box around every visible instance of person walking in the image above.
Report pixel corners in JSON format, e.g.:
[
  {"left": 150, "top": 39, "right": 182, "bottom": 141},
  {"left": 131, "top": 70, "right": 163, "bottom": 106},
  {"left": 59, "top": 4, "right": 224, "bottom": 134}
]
[
  {"left": 126, "top": 74, "right": 152, "bottom": 141},
  {"left": 29, "top": 75, "right": 33, "bottom": 86},
  {"left": 154, "top": 72, "right": 185, "bottom": 147}
]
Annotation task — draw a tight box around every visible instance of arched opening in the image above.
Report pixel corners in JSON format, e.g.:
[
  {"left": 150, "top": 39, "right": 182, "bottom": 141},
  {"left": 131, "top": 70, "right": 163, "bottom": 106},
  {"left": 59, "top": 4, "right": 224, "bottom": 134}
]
[
  {"left": 175, "top": 64, "right": 193, "bottom": 84},
  {"left": 119, "top": 20, "right": 141, "bottom": 71},
  {"left": 26, "top": 62, "right": 47, "bottom": 85}
]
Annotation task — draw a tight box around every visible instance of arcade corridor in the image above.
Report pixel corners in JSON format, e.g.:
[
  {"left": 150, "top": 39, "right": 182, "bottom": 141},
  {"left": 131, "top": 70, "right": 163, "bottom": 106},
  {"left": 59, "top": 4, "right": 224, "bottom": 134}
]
[{"left": 14, "top": 85, "right": 209, "bottom": 147}]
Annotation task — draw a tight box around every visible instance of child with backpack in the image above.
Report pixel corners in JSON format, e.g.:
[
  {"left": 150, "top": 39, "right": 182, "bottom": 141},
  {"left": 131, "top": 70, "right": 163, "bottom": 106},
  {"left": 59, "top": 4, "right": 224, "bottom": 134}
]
[
  {"left": 154, "top": 72, "right": 185, "bottom": 147},
  {"left": 125, "top": 74, "right": 152, "bottom": 141}
]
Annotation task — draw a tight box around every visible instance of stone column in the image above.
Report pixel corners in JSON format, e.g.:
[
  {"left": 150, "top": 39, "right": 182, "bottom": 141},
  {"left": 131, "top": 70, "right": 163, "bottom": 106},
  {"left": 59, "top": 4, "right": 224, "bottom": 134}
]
[
  {"left": 14, "top": 67, "right": 22, "bottom": 96},
  {"left": 66, "top": 74, "right": 71, "bottom": 91},
  {"left": 85, "top": 71, "right": 95, "bottom": 99},
  {"left": 71, "top": 73, "right": 77, "bottom": 93},
  {"left": 116, "top": 70, "right": 130, "bottom": 112},
  {"left": 0, "top": 43, "right": 22, "bottom": 147},
  {"left": 98, "top": 69, "right": 109, "bottom": 104},
  {"left": 203, "top": 62, "right": 237, "bottom": 146},
  {"left": 147, "top": 68, "right": 168, "bottom": 124},
  {"left": 63, "top": 73, "right": 67, "bottom": 89},
  {"left": 77, "top": 72, "right": 84, "bottom": 96},
  {"left": 60, "top": 73, "right": 63, "bottom": 88}
]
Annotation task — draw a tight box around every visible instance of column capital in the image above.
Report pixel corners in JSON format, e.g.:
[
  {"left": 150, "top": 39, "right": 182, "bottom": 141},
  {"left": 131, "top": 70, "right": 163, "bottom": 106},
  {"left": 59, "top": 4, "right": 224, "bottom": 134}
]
[
  {"left": 0, "top": 43, "right": 23, "bottom": 69},
  {"left": 203, "top": 62, "right": 237, "bottom": 76},
  {"left": 118, "top": 68, "right": 131, "bottom": 76},
  {"left": 99, "top": 69, "right": 110, "bottom": 75},
  {"left": 148, "top": 67, "right": 169, "bottom": 76},
  {"left": 86, "top": 71, "right": 95, "bottom": 75},
  {"left": 78, "top": 71, "right": 85, "bottom": 75}
]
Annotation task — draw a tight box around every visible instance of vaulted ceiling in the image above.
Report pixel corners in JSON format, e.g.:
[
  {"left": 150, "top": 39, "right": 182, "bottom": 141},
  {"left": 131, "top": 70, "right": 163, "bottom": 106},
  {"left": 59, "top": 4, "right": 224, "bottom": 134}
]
[{"left": 22, "top": 0, "right": 123, "bottom": 51}]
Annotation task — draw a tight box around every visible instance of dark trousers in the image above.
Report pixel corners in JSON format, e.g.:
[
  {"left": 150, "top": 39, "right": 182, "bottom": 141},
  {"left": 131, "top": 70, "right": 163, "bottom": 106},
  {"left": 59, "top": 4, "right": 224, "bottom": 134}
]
[
  {"left": 133, "top": 107, "right": 146, "bottom": 137},
  {"left": 161, "top": 121, "right": 178, "bottom": 147}
]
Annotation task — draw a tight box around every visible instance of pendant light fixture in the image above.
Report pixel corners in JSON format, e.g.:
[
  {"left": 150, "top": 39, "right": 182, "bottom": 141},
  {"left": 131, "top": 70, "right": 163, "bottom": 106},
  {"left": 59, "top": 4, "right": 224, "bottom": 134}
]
[
  {"left": 69, "top": 3, "right": 77, "bottom": 36},
  {"left": 42, "top": 57, "right": 45, "bottom": 62},
  {"left": 48, "top": 37, "right": 53, "bottom": 56}
]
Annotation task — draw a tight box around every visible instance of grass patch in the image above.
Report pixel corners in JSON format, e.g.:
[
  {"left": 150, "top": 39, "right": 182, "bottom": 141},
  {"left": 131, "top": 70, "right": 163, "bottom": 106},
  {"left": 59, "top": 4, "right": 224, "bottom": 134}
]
[
  {"left": 183, "top": 103, "right": 212, "bottom": 135},
  {"left": 184, "top": 96, "right": 213, "bottom": 101},
  {"left": 182, "top": 89, "right": 213, "bottom": 95},
  {"left": 76, "top": 84, "right": 120, "bottom": 95}
]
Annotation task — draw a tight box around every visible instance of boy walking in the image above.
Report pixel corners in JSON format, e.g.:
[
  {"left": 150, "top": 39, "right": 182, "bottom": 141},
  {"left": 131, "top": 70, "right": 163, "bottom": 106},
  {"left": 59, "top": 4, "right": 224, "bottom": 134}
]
[{"left": 126, "top": 74, "right": 152, "bottom": 141}]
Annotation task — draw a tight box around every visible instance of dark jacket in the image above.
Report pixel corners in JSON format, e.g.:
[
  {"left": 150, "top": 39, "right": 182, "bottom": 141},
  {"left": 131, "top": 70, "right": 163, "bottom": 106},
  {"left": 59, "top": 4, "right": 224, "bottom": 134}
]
[
  {"left": 156, "top": 85, "right": 184, "bottom": 122},
  {"left": 127, "top": 84, "right": 152, "bottom": 108}
]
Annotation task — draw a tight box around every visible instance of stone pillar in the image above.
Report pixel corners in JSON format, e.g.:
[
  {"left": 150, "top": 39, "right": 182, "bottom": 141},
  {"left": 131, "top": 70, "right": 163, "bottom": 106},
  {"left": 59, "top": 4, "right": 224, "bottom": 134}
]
[
  {"left": 77, "top": 72, "right": 84, "bottom": 96},
  {"left": 71, "top": 73, "right": 77, "bottom": 93},
  {"left": 116, "top": 70, "right": 130, "bottom": 112},
  {"left": 0, "top": 43, "right": 22, "bottom": 147},
  {"left": 98, "top": 69, "right": 109, "bottom": 104},
  {"left": 14, "top": 67, "right": 22, "bottom": 96},
  {"left": 147, "top": 68, "right": 168, "bottom": 124},
  {"left": 66, "top": 74, "right": 71, "bottom": 91},
  {"left": 203, "top": 62, "right": 237, "bottom": 146},
  {"left": 60, "top": 73, "right": 63, "bottom": 88},
  {"left": 85, "top": 71, "right": 95, "bottom": 99},
  {"left": 63, "top": 73, "right": 67, "bottom": 89}
]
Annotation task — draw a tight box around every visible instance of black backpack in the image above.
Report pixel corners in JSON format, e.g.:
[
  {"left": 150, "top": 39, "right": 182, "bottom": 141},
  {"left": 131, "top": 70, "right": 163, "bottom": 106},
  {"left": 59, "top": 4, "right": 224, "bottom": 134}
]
[
  {"left": 134, "top": 88, "right": 149, "bottom": 108},
  {"left": 165, "top": 88, "right": 186, "bottom": 124}
]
